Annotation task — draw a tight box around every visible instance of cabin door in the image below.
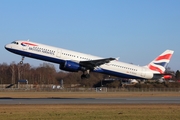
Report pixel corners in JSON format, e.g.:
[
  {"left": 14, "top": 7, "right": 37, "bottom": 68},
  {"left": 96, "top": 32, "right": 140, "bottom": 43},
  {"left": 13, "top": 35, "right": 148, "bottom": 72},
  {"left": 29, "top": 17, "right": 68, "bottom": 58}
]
[
  {"left": 141, "top": 68, "right": 146, "bottom": 78},
  {"left": 56, "top": 49, "right": 61, "bottom": 58},
  {"left": 22, "top": 45, "right": 28, "bottom": 50}
]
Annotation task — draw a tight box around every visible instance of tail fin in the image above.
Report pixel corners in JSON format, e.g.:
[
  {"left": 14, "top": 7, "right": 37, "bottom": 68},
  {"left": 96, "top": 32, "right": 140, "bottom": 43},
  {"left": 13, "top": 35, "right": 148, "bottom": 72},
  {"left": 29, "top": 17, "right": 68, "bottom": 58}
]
[{"left": 147, "top": 50, "right": 174, "bottom": 74}]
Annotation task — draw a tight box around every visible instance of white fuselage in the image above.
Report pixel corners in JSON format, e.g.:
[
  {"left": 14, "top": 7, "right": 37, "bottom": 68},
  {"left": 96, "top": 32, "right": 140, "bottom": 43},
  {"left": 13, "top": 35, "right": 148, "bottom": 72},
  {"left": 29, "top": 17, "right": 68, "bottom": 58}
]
[{"left": 5, "top": 40, "right": 155, "bottom": 79}]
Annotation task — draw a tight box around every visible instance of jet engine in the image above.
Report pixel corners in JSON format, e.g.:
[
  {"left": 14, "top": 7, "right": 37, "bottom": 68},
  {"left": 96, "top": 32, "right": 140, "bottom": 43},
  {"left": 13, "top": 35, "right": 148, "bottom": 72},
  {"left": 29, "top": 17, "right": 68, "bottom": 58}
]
[{"left": 59, "top": 61, "right": 81, "bottom": 72}]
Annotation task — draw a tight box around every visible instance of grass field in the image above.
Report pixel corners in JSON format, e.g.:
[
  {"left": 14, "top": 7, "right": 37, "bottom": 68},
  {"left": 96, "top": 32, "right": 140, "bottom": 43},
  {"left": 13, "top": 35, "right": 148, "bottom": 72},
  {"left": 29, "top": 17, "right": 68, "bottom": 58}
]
[
  {"left": 0, "top": 92, "right": 180, "bottom": 120},
  {"left": 1, "top": 91, "right": 180, "bottom": 98},
  {"left": 0, "top": 104, "right": 180, "bottom": 120}
]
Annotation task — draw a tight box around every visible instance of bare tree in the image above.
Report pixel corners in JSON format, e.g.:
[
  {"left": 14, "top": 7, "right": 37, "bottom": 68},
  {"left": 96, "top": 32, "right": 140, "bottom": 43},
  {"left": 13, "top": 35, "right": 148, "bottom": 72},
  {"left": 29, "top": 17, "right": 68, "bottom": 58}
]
[
  {"left": 175, "top": 70, "right": 180, "bottom": 80},
  {"left": 10, "top": 62, "right": 16, "bottom": 84}
]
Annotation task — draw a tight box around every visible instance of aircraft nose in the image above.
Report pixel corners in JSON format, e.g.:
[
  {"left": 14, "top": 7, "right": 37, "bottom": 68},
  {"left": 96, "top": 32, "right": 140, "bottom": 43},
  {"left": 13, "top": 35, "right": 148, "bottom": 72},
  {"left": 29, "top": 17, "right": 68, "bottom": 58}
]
[{"left": 5, "top": 44, "right": 11, "bottom": 50}]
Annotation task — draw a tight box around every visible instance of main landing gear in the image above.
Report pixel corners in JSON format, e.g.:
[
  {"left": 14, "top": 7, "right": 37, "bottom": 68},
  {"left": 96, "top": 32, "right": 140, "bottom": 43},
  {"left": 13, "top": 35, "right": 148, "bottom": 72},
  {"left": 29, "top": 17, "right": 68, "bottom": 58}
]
[
  {"left": 81, "top": 70, "right": 90, "bottom": 79},
  {"left": 20, "top": 56, "right": 25, "bottom": 64}
]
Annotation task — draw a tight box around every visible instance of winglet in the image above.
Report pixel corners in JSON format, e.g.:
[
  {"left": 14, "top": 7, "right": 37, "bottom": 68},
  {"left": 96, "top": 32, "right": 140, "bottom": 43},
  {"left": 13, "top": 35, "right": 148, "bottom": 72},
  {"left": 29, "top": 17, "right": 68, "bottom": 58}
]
[{"left": 115, "top": 57, "right": 120, "bottom": 61}]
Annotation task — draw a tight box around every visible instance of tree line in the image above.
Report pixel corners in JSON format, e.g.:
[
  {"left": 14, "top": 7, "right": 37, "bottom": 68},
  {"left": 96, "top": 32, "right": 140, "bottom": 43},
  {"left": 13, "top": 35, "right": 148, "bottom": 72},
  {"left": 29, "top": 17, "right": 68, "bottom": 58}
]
[
  {"left": 0, "top": 62, "right": 109, "bottom": 87},
  {"left": 0, "top": 62, "right": 180, "bottom": 88}
]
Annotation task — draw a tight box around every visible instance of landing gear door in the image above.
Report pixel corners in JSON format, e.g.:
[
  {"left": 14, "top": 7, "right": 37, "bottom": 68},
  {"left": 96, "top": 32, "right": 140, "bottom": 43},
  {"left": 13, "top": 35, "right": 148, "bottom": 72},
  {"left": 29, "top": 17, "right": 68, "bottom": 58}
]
[{"left": 56, "top": 49, "right": 61, "bottom": 58}]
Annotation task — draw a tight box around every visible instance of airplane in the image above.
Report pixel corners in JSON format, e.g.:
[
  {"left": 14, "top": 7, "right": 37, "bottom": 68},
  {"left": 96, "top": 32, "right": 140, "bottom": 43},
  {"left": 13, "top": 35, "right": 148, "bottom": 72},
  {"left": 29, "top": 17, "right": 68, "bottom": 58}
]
[{"left": 5, "top": 40, "right": 174, "bottom": 80}]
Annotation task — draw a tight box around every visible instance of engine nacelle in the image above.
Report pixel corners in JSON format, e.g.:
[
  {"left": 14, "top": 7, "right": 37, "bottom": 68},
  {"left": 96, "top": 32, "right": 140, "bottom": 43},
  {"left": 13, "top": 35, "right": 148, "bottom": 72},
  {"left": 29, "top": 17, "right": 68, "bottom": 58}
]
[{"left": 59, "top": 61, "right": 81, "bottom": 72}]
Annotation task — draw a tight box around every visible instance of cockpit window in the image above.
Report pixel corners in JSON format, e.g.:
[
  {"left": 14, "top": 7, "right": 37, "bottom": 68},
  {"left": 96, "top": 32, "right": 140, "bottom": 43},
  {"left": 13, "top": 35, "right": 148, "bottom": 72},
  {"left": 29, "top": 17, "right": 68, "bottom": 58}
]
[{"left": 11, "top": 41, "right": 18, "bottom": 45}]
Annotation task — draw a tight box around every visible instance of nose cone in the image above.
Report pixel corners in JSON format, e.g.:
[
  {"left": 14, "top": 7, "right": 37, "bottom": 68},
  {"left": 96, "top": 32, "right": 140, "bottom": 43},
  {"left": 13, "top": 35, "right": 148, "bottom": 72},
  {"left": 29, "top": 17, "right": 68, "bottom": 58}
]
[{"left": 5, "top": 44, "right": 11, "bottom": 51}]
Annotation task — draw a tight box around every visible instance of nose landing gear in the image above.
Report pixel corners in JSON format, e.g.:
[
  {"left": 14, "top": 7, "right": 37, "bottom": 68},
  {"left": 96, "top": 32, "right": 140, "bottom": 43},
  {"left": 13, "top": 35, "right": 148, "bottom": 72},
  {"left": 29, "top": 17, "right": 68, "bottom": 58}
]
[{"left": 20, "top": 56, "right": 25, "bottom": 64}]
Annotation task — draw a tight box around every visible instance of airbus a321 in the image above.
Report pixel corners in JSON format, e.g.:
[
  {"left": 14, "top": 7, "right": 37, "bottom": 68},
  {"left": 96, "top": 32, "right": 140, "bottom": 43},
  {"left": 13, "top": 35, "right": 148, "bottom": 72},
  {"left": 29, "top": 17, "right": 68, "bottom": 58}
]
[{"left": 5, "top": 40, "right": 174, "bottom": 80}]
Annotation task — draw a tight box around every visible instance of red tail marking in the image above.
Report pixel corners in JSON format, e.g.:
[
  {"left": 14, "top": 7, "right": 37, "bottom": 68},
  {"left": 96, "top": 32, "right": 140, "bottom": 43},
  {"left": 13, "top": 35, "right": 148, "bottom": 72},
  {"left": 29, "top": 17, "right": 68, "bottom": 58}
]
[
  {"left": 149, "top": 65, "right": 163, "bottom": 74},
  {"left": 155, "top": 54, "right": 172, "bottom": 61}
]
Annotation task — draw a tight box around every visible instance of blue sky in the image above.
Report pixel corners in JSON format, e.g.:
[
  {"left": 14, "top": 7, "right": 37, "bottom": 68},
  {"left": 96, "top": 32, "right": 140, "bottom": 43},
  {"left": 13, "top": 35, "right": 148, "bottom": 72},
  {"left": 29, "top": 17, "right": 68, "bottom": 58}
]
[{"left": 0, "top": 0, "right": 180, "bottom": 71}]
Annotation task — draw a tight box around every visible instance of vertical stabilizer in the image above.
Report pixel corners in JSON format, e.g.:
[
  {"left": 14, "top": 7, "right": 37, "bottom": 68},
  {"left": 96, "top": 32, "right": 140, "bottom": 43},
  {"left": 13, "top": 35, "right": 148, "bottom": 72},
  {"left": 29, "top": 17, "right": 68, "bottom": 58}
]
[{"left": 147, "top": 50, "right": 174, "bottom": 73}]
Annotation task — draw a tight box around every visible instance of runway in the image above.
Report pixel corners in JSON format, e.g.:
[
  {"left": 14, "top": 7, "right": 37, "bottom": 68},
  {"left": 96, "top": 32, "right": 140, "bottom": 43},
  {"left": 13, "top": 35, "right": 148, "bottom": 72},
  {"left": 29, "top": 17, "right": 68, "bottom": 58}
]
[{"left": 1, "top": 97, "right": 180, "bottom": 104}]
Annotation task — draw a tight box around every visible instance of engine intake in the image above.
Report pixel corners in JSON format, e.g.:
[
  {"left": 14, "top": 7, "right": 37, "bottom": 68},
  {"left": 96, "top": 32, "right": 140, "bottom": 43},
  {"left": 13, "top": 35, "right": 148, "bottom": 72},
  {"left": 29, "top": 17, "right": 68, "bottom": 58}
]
[{"left": 59, "top": 61, "right": 81, "bottom": 72}]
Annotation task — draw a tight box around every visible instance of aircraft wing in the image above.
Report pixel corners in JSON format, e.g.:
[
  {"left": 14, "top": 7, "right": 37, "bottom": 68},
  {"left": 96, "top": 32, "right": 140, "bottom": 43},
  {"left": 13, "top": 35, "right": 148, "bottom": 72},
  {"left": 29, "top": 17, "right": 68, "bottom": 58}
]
[{"left": 80, "top": 57, "right": 115, "bottom": 69}]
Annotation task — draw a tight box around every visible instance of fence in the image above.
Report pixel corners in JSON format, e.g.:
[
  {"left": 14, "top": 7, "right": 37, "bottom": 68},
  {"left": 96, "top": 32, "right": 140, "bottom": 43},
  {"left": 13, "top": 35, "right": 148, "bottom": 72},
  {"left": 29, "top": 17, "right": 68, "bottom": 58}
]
[{"left": 0, "top": 84, "right": 180, "bottom": 92}]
